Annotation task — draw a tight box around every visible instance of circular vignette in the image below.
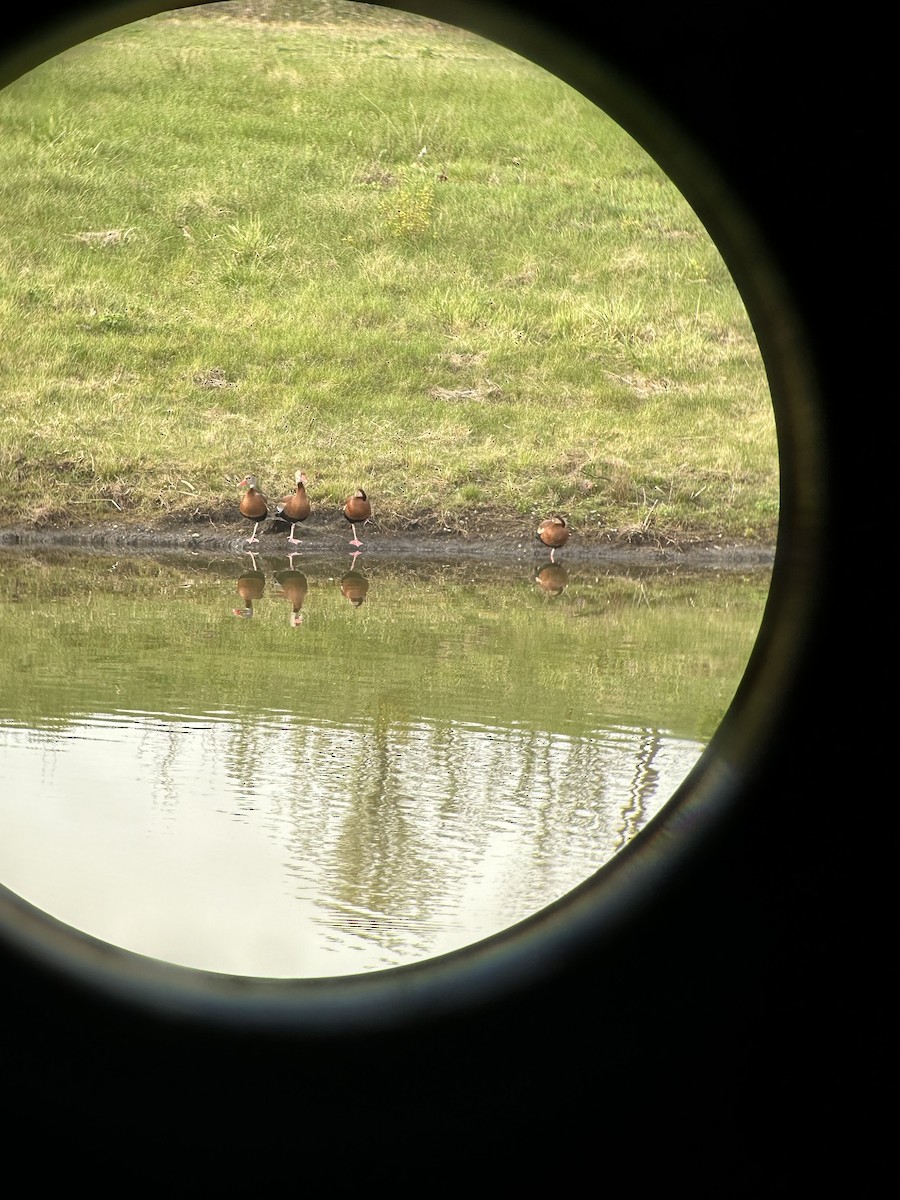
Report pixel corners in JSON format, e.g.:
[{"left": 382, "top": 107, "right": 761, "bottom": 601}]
[{"left": 0, "top": 1, "right": 824, "bottom": 1040}]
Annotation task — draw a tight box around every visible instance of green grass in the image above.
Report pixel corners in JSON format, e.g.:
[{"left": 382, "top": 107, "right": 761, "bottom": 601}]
[{"left": 0, "top": 1, "right": 778, "bottom": 544}]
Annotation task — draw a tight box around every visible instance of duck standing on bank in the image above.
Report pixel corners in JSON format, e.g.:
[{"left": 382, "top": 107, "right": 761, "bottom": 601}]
[
  {"left": 274, "top": 471, "right": 311, "bottom": 545},
  {"left": 237, "top": 475, "right": 268, "bottom": 544},
  {"left": 536, "top": 516, "right": 570, "bottom": 563},
  {"left": 342, "top": 488, "right": 371, "bottom": 548}
]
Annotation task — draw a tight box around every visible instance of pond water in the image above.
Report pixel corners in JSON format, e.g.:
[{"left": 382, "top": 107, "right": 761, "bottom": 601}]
[{"left": 0, "top": 546, "right": 771, "bottom": 977}]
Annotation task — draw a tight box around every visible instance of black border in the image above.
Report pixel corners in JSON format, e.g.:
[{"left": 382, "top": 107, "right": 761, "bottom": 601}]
[{"left": 1, "top": 1, "right": 861, "bottom": 1179}]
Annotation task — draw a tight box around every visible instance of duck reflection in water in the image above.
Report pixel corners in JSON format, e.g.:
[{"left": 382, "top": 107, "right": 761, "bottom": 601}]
[
  {"left": 233, "top": 551, "right": 266, "bottom": 617},
  {"left": 535, "top": 561, "right": 569, "bottom": 596},
  {"left": 274, "top": 553, "right": 309, "bottom": 626},
  {"left": 340, "top": 551, "right": 370, "bottom": 607}
]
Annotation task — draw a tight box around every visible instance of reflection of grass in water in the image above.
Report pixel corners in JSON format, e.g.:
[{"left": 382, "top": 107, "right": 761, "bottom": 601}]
[{"left": 0, "top": 551, "right": 771, "bottom": 741}]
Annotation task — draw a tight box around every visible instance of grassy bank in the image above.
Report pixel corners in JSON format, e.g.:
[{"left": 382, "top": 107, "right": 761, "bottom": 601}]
[{"left": 0, "top": 1, "right": 778, "bottom": 545}]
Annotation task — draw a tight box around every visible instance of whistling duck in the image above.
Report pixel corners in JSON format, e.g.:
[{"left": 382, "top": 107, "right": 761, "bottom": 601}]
[
  {"left": 237, "top": 474, "right": 268, "bottom": 544},
  {"left": 536, "top": 516, "right": 570, "bottom": 563},
  {"left": 342, "top": 488, "right": 371, "bottom": 548},
  {"left": 275, "top": 471, "right": 311, "bottom": 545},
  {"left": 274, "top": 554, "right": 308, "bottom": 627},
  {"left": 535, "top": 563, "right": 568, "bottom": 595},
  {"left": 233, "top": 551, "right": 265, "bottom": 618},
  {"left": 340, "top": 556, "right": 369, "bottom": 607}
]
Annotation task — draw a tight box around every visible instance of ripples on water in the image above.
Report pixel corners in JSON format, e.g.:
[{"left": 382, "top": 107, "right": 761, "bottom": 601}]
[{"left": 0, "top": 549, "right": 770, "bottom": 977}]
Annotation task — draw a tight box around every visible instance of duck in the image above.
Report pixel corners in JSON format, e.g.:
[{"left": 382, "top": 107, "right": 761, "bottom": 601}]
[
  {"left": 342, "top": 488, "right": 371, "bottom": 548},
  {"left": 233, "top": 551, "right": 265, "bottom": 618},
  {"left": 535, "top": 562, "right": 569, "bottom": 595},
  {"left": 237, "top": 474, "right": 268, "bottom": 544},
  {"left": 536, "top": 515, "right": 570, "bottom": 563},
  {"left": 274, "top": 553, "right": 308, "bottom": 627},
  {"left": 274, "top": 471, "right": 311, "bottom": 545}
]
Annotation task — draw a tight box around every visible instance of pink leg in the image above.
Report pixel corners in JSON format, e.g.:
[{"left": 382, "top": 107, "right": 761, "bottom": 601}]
[
  {"left": 246, "top": 522, "right": 260, "bottom": 544},
  {"left": 550, "top": 548, "right": 556, "bottom": 563},
  {"left": 349, "top": 523, "right": 363, "bottom": 547},
  {"left": 288, "top": 523, "right": 301, "bottom": 545}
]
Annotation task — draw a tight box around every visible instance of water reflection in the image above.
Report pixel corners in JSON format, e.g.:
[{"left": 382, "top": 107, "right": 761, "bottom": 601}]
[
  {"left": 0, "top": 547, "right": 771, "bottom": 978},
  {"left": 274, "top": 554, "right": 308, "bottom": 627},
  {"left": 340, "top": 553, "right": 370, "bottom": 608},
  {"left": 232, "top": 550, "right": 266, "bottom": 618},
  {"left": 535, "top": 561, "right": 568, "bottom": 596}
]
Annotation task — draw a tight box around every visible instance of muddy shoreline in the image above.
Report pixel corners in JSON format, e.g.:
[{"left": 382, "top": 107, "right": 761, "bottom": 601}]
[{"left": 0, "top": 521, "right": 776, "bottom": 568}]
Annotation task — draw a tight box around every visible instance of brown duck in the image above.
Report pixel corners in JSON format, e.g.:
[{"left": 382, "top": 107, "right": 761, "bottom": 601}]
[
  {"left": 275, "top": 471, "right": 311, "bottom": 545},
  {"left": 536, "top": 516, "right": 570, "bottom": 563},
  {"left": 237, "top": 475, "right": 268, "bottom": 544},
  {"left": 342, "top": 488, "right": 371, "bottom": 548}
]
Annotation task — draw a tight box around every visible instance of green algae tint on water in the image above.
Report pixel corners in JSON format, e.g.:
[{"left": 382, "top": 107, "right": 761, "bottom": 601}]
[{"left": 0, "top": 548, "right": 770, "bottom": 977}]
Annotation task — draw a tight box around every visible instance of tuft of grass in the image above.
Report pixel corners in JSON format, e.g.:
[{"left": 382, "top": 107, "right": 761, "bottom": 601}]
[
  {"left": 0, "top": 1, "right": 778, "bottom": 544},
  {"left": 378, "top": 162, "right": 436, "bottom": 240}
]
